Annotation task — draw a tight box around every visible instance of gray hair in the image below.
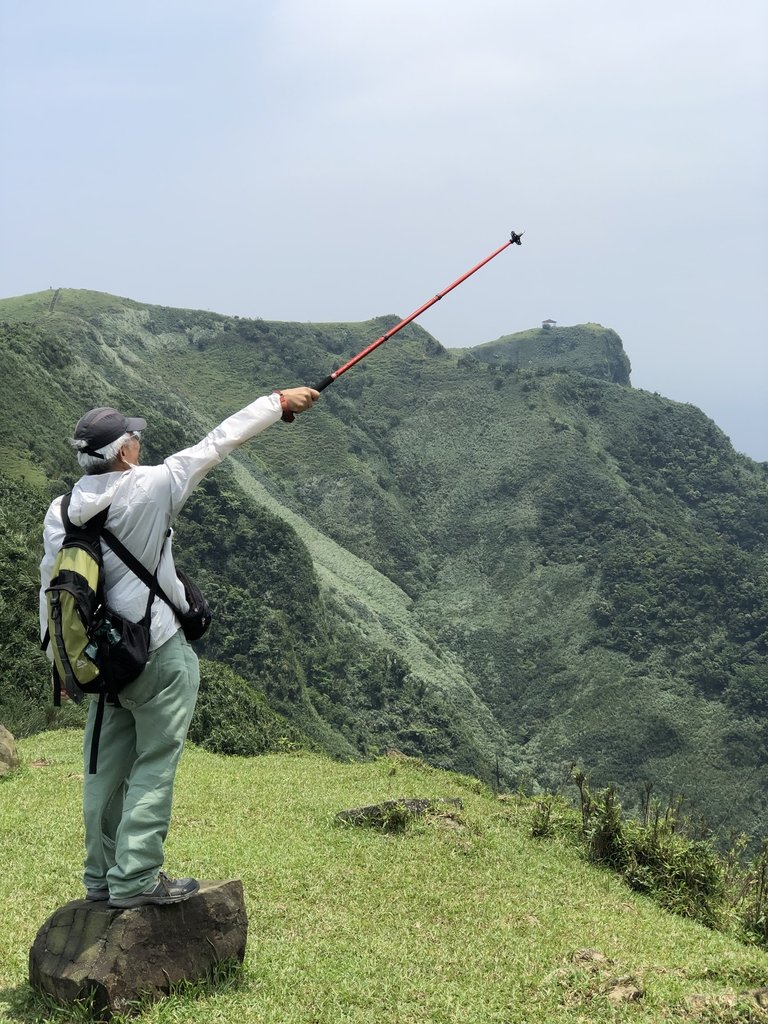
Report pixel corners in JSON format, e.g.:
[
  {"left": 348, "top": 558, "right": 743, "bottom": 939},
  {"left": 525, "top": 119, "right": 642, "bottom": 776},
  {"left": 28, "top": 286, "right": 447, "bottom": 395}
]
[{"left": 70, "top": 432, "right": 133, "bottom": 474}]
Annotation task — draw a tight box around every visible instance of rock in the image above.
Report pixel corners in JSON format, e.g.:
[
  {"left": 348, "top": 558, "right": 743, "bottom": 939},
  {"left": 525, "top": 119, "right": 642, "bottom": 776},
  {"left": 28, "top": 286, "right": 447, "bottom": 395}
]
[
  {"left": 571, "top": 948, "right": 611, "bottom": 967},
  {"left": 29, "top": 879, "right": 247, "bottom": 1018},
  {"left": 606, "top": 976, "right": 644, "bottom": 1005},
  {"left": 742, "top": 987, "right": 768, "bottom": 1009},
  {"left": 0, "top": 724, "right": 19, "bottom": 776},
  {"left": 688, "top": 993, "right": 738, "bottom": 1013},
  {"left": 335, "top": 797, "right": 463, "bottom": 832}
]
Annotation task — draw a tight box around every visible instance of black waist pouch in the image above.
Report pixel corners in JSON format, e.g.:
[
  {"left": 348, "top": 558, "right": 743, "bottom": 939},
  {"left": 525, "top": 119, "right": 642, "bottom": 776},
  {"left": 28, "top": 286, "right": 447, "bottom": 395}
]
[{"left": 175, "top": 568, "right": 212, "bottom": 642}]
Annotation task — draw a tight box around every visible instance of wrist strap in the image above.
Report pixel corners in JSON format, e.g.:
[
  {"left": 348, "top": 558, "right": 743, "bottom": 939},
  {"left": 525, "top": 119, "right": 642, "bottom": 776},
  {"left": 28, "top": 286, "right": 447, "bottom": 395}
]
[{"left": 273, "top": 390, "right": 295, "bottom": 423}]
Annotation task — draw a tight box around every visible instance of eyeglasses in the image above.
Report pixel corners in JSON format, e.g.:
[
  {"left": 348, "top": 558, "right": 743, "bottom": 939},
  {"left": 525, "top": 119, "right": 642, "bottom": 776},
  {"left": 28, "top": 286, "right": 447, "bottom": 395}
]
[{"left": 129, "top": 431, "right": 142, "bottom": 443}]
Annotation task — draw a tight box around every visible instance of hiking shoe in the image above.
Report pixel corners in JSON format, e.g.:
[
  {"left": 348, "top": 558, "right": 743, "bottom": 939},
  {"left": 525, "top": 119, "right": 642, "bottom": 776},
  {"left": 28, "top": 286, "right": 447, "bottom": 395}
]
[
  {"left": 85, "top": 886, "right": 110, "bottom": 901},
  {"left": 108, "top": 873, "right": 200, "bottom": 908}
]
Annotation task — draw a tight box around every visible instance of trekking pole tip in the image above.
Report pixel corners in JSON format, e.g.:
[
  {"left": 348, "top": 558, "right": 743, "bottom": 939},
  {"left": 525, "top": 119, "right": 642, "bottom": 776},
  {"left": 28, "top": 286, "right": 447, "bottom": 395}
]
[{"left": 510, "top": 230, "right": 524, "bottom": 245}]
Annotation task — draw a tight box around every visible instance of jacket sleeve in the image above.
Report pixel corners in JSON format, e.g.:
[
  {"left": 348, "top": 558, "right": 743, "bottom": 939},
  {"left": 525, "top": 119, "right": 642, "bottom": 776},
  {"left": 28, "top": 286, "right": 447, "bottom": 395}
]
[{"left": 161, "top": 393, "right": 284, "bottom": 518}]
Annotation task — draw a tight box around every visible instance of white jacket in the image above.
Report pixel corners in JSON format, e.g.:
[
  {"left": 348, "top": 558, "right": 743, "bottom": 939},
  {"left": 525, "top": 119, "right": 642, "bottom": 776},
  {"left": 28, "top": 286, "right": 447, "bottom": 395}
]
[{"left": 40, "top": 393, "right": 283, "bottom": 653}]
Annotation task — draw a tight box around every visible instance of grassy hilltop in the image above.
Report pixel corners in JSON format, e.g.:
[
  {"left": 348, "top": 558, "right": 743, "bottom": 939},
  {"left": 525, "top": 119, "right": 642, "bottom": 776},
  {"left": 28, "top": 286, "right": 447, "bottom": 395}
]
[
  {"left": 1, "top": 288, "right": 767, "bottom": 843},
  {"left": 4, "top": 731, "right": 768, "bottom": 1023},
  {"left": 458, "top": 321, "right": 632, "bottom": 385}
]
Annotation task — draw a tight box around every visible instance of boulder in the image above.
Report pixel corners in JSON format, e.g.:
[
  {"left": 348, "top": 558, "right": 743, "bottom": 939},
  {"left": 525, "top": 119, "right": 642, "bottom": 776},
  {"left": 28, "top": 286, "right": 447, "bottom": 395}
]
[
  {"left": 29, "top": 879, "right": 247, "bottom": 1018},
  {"left": 0, "top": 724, "right": 19, "bottom": 776}
]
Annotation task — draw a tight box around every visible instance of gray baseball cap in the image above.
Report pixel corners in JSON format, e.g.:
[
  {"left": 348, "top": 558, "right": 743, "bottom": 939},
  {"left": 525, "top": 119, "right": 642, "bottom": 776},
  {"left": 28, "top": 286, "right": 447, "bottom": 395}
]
[{"left": 74, "top": 407, "right": 147, "bottom": 455}]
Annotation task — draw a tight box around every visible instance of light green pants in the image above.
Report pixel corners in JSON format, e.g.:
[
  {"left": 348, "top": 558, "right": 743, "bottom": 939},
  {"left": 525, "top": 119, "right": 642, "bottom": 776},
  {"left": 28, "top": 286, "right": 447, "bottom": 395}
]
[{"left": 82, "top": 630, "right": 200, "bottom": 899}]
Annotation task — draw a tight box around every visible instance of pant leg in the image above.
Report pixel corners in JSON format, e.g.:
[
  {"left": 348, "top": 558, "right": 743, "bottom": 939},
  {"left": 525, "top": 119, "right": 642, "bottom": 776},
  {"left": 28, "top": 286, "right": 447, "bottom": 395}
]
[
  {"left": 106, "top": 631, "right": 200, "bottom": 899},
  {"left": 82, "top": 699, "right": 137, "bottom": 891}
]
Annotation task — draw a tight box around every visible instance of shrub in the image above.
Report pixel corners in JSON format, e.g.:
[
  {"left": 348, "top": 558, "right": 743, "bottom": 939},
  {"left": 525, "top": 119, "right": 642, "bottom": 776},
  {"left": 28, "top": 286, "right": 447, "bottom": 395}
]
[
  {"left": 188, "top": 659, "right": 309, "bottom": 757},
  {"left": 573, "top": 771, "right": 726, "bottom": 929}
]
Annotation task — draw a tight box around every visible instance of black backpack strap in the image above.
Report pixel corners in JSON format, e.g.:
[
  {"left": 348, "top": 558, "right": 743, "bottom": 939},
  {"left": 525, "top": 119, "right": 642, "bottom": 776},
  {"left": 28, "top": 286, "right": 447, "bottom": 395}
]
[
  {"left": 60, "top": 491, "right": 72, "bottom": 526},
  {"left": 60, "top": 492, "right": 109, "bottom": 536},
  {"left": 101, "top": 529, "right": 182, "bottom": 617},
  {"left": 52, "top": 666, "right": 62, "bottom": 707},
  {"left": 88, "top": 691, "right": 107, "bottom": 775}
]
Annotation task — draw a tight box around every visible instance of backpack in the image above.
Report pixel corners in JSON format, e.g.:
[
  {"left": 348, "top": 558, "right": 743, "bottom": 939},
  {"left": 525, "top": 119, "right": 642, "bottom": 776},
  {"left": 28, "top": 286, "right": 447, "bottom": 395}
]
[
  {"left": 43, "top": 495, "right": 212, "bottom": 774},
  {"left": 44, "top": 494, "right": 154, "bottom": 773}
]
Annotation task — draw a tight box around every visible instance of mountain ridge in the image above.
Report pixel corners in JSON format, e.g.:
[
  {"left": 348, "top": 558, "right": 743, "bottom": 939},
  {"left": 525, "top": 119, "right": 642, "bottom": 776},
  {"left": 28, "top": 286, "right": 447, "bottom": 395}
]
[{"left": 1, "top": 288, "right": 766, "bottom": 841}]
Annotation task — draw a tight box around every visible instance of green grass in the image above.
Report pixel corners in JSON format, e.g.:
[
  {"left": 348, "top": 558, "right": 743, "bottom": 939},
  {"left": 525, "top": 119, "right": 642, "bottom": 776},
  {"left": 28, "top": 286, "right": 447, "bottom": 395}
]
[
  {"left": 3, "top": 733, "right": 768, "bottom": 1023},
  {"left": 0, "top": 289, "right": 136, "bottom": 322}
]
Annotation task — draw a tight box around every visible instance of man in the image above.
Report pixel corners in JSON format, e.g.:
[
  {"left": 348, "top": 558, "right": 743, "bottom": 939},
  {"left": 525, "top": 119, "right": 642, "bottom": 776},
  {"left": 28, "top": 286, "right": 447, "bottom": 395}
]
[{"left": 39, "top": 387, "right": 318, "bottom": 908}]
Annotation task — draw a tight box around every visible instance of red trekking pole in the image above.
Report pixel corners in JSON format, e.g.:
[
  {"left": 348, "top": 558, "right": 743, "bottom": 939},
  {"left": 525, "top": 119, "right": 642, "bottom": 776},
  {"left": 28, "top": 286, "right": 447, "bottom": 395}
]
[{"left": 312, "top": 231, "right": 523, "bottom": 392}]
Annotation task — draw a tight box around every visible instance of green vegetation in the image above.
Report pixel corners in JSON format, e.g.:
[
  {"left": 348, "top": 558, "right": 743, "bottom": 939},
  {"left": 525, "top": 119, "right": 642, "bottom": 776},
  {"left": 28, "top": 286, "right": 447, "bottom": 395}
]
[
  {"left": 533, "top": 771, "right": 768, "bottom": 945},
  {"left": 1, "top": 290, "right": 767, "bottom": 847},
  {"left": 188, "top": 659, "right": 310, "bottom": 756},
  {"left": 5, "top": 732, "right": 768, "bottom": 1022}
]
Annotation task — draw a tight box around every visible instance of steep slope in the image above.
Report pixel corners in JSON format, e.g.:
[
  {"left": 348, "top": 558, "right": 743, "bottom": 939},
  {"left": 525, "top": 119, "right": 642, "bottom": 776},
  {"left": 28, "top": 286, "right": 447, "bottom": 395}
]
[
  {"left": 1, "top": 290, "right": 766, "bottom": 840},
  {"left": 315, "top": 354, "right": 768, "bottom": 834},
  {"left": 0, "top": 292, "right": 517, "bottom": 784}
]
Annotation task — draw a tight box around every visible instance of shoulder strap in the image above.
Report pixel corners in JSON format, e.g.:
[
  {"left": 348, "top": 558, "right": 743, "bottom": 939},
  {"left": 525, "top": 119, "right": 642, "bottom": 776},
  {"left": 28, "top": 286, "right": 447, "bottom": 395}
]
[
  {"left": 101, "top": 528, "right": 182, "bottom": 617},
  {"left": 56, "top": 495, "right": 177, "bottom": 616},
  {"left": 60, "top": 492, "right": 109, "bottom": 538}
]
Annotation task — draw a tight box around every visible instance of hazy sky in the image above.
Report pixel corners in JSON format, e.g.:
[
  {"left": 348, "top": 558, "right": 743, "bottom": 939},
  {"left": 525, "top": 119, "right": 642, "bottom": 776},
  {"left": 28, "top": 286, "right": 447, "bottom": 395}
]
[{"left": 2, "top": 1, "right": 766, "bottom": 459}]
